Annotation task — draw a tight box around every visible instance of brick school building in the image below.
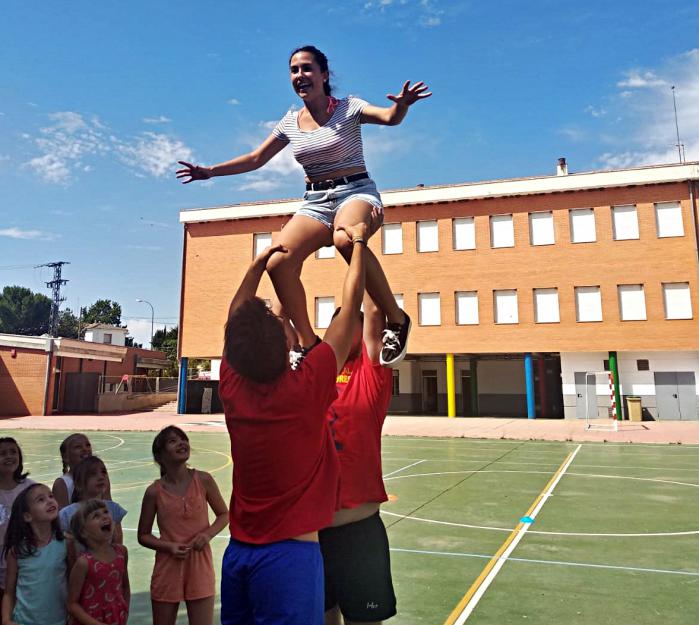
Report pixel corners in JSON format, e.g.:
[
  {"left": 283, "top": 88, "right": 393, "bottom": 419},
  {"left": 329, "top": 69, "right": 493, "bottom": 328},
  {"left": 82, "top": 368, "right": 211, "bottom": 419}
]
[{"left": 177, "top": 160, "right": 699, "bottom": 420}]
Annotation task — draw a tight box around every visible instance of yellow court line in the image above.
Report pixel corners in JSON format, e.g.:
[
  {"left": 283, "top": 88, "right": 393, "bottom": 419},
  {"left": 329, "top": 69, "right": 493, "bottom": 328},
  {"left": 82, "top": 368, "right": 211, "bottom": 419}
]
[{"left": 443, "top": 446, "right": 580, "bottom": 625}]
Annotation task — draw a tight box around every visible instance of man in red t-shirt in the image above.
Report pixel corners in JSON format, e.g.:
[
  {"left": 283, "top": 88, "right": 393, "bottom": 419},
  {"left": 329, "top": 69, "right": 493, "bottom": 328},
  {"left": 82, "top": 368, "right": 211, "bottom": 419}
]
[
  {"left": 320, "top": 296, "right": 397, "bottom": 625},
  {"left": 218, "top": 223, "right": 369, "bottom": 625}
]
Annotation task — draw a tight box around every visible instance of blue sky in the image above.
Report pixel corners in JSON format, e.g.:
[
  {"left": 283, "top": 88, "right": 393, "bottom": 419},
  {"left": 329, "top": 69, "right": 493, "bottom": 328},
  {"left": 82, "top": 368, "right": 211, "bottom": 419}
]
[{"left": 2, "top": 1, "right": 698, "bottom": 347}]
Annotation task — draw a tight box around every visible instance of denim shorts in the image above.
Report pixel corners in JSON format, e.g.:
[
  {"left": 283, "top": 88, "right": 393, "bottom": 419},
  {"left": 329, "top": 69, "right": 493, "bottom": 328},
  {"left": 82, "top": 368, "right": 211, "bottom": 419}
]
[{"left": 297, "top": 177, "right": 384, "bottom": 230}]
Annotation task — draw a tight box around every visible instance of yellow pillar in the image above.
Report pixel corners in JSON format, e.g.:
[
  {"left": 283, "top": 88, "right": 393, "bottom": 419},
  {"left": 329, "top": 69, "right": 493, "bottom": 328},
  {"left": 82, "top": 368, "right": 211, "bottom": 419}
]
[{"left": 446, "top": 353, "right": 456, "bottom": 417}]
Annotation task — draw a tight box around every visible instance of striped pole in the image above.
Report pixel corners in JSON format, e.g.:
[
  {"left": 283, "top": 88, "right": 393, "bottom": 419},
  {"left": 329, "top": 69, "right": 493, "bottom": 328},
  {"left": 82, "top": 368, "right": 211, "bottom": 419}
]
[
  {"left": 608, "top": 351, "right": 622, "bottom": 421},
  {"left": 608, "top": 371, "right": 616, "bottom": 420}
]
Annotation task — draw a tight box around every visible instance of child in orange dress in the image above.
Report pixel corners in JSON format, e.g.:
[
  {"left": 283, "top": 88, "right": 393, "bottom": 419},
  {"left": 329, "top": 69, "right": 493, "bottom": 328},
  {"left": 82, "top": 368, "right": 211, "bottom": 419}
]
[
  {"left": 137, "top": 426, "right": 228, "bottom": 625},
  {"left": 67, "top": 500, "right": 130, "bottom": 625}
]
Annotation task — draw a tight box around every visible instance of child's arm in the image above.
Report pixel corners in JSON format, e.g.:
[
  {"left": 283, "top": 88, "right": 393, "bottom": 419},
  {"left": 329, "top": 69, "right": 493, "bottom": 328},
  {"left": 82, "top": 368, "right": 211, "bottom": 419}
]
[
  {"left": 1, "top": 551, "right": 19, "bottom": 625},
  {"left": 137, "top": 484, "right": 190, "bottom": 558},
  {"left": 190, "top": 471, "right": 229, "bottom": 551},
  {"left": 113, "top": 522, "right": 123, "bottom": 545},
  {"left": 52, "top": 477, "right": 70, "bottom": 509},
  {"left": 67, "top": 557, "right": 103, "bottom": 625},
  {"left": 121, "top": 547, "right": 131, "bottom": 610}
]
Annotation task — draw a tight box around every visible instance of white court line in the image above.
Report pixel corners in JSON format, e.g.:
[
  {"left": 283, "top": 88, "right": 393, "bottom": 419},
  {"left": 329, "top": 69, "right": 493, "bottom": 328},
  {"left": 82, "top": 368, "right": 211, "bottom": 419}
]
[
  {"left": 382, "top": 460, "right": 426, "bottom": 478},
  {"left": 447, "top": 444, "right": 582, "bottom": 625},
  {"left": 390, "top": 546, "right": 699, "bottom": 578}
]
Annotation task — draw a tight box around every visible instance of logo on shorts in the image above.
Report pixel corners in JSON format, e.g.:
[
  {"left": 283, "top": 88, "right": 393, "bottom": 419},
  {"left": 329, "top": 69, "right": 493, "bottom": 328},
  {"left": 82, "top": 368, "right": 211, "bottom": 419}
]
[{"left": 367, "top": 602, "right": 379, "bottom": 609}]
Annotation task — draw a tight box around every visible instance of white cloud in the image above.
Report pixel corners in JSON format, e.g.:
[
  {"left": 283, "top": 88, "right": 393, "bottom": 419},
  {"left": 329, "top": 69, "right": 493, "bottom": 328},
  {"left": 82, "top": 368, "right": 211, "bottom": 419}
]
[
  {"left": 227, "top": 98, "right": 240, "bottom": 105},
  {"left": 617, "top": 70, "right": 667, "bottom": 89},
  {"left": 361, "top": 0, "right": 443, "bottom": 28},
  {"left": 22, "top": 111, "right": 195, "bottom": 183},
  {"left": 585, "top": 105, "right": 607, "bottom": 118},
  {"left": 116, "top": 132, "right": 194, "bottom": 178},
  {"left": 24, "top": 112, "right": 111, "bottom": 184},
  {"left": 126, "top": 244, "right": 164, "bottom": 251},
  {"left": 0, "top": 227, "right": 58, "bottom": 240},
  {"left": 597, "top": 49, "right": 699, "bottom": 168},
  {"left": 142, "top": 115, "right": 172, "bottom": 124},
  {"left": 557, "top": 126, "right": 588, "bottom": 142}
]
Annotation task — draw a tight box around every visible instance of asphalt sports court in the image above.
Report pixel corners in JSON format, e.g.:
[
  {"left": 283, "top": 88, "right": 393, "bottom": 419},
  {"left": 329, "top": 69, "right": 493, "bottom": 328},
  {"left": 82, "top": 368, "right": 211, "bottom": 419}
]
[{"left": 10, "top": 428, "right": 698, "bottom": 624}]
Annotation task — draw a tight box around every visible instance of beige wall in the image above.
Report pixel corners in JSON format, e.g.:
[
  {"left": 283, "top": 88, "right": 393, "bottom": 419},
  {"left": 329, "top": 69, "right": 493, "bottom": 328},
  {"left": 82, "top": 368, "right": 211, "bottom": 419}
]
[{"left": 180, "top": 182, "right": 699, "bottom": 358}]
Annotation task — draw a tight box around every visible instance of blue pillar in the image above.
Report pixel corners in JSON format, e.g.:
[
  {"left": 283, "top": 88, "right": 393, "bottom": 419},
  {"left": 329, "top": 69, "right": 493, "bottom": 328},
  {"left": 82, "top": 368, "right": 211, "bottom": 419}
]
[
  {"left": 524, "top": 353, "right": 535, "bottom": 419},
  {"left": 177, "top": 357, "right": 188, "bottom": 414}
]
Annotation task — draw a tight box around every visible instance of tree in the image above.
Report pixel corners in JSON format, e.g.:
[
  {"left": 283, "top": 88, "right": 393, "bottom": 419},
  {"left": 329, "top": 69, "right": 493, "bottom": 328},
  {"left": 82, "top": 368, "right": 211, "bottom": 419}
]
[
  {"left": 125, "top": 336, "right": 143, "bottom": 348},
  {"left": 55, "top": 308, "right": 80, "bottom": 338},
  {"left": 0, "top": 286, "right": 52, "bottom": 335},
  {"left": 81, "top": 299, "right": 122, "bottom": 327},
  {"left": 152, "top": 326, "right": 178, "bottom": 375}
]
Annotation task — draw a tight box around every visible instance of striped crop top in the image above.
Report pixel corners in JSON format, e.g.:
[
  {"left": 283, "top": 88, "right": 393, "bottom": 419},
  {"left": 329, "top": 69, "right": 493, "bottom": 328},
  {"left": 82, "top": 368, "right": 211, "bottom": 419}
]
[{"left": 272, "top": 97, "right": 368, "bottom": 178}]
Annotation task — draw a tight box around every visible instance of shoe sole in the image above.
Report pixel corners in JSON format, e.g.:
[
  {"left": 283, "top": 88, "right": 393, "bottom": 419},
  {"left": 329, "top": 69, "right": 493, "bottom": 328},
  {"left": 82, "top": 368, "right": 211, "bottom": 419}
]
[{"left": 380, "top": 317, "right": 412, "bottom": 367}]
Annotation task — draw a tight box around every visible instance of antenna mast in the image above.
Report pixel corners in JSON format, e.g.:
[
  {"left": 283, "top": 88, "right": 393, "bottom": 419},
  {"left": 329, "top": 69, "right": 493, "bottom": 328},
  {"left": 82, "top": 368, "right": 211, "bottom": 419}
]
[
  {"left": 36, "top": 261, "right": 70, "bottom": 337},
  {"left": 671, "top": 86, "right": 685, "bottom": 163}
]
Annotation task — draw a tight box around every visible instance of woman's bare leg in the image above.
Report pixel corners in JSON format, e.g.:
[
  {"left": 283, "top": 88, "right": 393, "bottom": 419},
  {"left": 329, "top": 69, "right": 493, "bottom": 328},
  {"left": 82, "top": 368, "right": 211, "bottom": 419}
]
[
  {"left": 267, "top": 215, "right": 333, "bottom": 348},
  {"left": 333, "top": 200, "right": 405, "bottom": 326}
]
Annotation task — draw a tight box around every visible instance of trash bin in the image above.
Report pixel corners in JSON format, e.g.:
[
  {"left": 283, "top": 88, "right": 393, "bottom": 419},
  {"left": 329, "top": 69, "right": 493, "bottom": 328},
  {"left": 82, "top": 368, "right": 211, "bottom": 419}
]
[{"left": 626, "top": 396, "right": 642, "bottom": 422}]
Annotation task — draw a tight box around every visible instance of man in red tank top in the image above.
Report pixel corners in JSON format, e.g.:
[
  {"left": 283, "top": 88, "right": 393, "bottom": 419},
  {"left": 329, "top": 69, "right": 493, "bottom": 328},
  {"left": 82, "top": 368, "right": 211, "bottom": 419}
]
[
  {"left": 320, "top": 296, "right": 397, "bottom": 625},
  {"left": 218, "top": 223, "right": 369, "bottom": 625}
]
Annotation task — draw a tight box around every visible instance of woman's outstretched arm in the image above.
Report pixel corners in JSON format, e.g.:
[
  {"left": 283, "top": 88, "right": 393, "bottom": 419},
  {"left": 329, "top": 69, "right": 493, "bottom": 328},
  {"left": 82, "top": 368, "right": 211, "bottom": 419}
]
[
  {"left": 360, "top": 80, "right": 432, "bottom": 126},
  {"left": 176, "top": 133, "right": 287, "bottom": 183}
]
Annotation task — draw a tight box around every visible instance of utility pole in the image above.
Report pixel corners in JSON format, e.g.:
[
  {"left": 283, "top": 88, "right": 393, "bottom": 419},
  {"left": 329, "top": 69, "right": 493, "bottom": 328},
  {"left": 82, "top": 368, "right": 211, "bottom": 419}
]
[{"left": 37, "top": 261, "right": 70, "bottom": 337}]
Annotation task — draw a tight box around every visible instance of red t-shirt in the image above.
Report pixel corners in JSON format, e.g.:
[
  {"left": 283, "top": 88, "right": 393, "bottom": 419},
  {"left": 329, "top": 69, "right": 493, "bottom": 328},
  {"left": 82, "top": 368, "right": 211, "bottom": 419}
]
[
  {"left": 327, "top": 342, "right": 393, "bottom": 509},
  {"left": 219, "top": 342, "right": 340, "bottom": 544}
]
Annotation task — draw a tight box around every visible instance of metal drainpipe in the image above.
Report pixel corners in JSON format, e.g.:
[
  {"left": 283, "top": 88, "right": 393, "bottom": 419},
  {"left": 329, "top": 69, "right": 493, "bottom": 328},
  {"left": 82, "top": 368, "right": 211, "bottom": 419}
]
[
  {"left": 42, "top": 338, "right": 54, "bottom": 416},
  {"left": 690, "top": 179, "right": 699, "bottom": 273}
]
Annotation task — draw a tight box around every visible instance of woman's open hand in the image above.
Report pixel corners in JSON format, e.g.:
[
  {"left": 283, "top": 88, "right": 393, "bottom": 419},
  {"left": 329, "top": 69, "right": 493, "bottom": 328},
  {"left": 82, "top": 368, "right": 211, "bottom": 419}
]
[
  {"left": 387, "top": 80, "right": 432, "bottom": 107},
  {"left": 176, "top": 161, "right": 213, "bottom": 184}
]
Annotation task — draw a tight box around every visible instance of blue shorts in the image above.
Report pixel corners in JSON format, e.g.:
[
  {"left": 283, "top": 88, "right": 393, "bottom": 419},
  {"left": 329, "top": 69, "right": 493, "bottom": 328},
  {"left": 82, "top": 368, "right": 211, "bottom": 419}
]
[
  {"left": 297, "top": 177, "right": 384, "bottom": 230},
  {"left": 220, "top": 538, "right": 324, "bottom": 625}
]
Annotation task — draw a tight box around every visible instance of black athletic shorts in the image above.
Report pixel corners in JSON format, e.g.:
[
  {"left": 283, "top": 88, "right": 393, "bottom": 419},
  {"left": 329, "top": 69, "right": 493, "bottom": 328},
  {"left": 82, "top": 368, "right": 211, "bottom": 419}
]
[{"left": 319, "top": 511, "right": 397, "bottom": 622}]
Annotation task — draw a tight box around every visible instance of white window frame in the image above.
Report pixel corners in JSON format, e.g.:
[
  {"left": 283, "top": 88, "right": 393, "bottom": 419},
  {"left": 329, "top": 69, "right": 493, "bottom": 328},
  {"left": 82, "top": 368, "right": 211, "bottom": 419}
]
[
  {"left": 570, "top": 208, "right": 596, "bottom": 243},
  {"left": 416, "top": 220, "right": 439, "bottom": 253},
  {"left": 452, "top": 217, "right": 476, "bottom": 250},
  {"left": 253, "top": 232, "right": 272, "bottom": 258},
  {"left": 314, "top": 296, "right": 335, "bottom": 329},
  {"left": 490, "top": 214, "right": 515, "bottom": 248},
  {"left": 493, "top": 289, "right": 518, "bottom": 324},
  {"left": 103, "top": 333, "right": 112, "bottom": 345},
  {"left": 393, "top": 293, "right": 404, "bottom": 310},
  {"left": 618, "top": 284, "right": 647, "bottom": 321},
  {"left": 382, "top": 223, "right": 403, "bottom": 255},
  {"left": 663, "top": 282, "right": 693, "bottom": 320},
  {"left": 612, "top": 205, "right": 639, "bottom": 241},
  {"left": 418, "top": 292, "right": 441, "bottom": 326},
  {"left": 529, "top": 211, "right": 555, "bottom": 246},
  {"left": 655, "top": 201, "right": 684, "bottom": 238},
  {"left": 533, "top": 288, "right": 560, "bottom": 323},
  {"left": 455, "top": 291, "right": 479, "bottom": 325},
  {"left": 575, "top": 286, "right": 603, "bottom": 322}
]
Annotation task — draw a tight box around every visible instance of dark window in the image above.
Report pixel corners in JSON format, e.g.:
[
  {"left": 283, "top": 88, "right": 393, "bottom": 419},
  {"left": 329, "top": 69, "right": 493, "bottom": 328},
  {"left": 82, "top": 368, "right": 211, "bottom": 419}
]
[
  {"left": 603, "top": 359, "right": 610, "bottom": 371},
  {"left": 392, "top": 370, "right": 400, "bottom": 396},
  {"left": 637, "top": 359, "right": 650, "bottom": 371}
]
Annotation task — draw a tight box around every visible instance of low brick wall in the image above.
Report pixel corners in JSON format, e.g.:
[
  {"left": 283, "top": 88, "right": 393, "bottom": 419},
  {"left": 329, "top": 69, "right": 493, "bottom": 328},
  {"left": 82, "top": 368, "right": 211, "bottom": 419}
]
[{"left": 96, "top": 392, "right": 177, "bottom": 414}]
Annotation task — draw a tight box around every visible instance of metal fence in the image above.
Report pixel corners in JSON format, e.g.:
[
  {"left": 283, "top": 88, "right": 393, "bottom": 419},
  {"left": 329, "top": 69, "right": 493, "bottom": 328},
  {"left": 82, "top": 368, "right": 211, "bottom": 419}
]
[{"left": 99, "top": 375, "right": 178, "bottom": 395}]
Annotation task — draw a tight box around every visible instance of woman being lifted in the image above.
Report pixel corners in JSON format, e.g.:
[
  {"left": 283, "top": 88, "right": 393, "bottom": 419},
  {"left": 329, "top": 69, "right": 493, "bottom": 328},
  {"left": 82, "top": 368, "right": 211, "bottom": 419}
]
[{"left": 177, "top": 45, "right": 430, "bottom": 367}]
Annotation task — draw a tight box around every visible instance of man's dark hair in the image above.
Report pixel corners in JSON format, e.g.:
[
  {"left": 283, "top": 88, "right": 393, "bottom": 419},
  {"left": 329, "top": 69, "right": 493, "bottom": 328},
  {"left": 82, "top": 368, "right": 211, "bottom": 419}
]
[{"left": 224, "top": 297, "right": 287, "bottom": 384}]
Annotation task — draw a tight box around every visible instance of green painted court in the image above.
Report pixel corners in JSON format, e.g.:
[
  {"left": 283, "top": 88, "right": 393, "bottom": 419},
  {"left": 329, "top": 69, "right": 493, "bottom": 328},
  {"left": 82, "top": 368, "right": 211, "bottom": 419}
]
[{"left": 11, "top": 429, "right": 699, "bottom": 624}]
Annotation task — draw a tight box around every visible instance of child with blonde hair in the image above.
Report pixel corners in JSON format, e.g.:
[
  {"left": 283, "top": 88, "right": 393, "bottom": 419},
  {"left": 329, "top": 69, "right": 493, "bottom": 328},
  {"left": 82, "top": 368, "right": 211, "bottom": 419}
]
[{"left": 52, "top": 433, "right": 93, "bottom": 509}]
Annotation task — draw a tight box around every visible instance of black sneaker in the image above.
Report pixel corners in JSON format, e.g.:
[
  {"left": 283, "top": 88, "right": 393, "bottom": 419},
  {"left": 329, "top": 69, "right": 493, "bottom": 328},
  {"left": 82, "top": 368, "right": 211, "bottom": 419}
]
[
  {"left": 380, "top": 311, "right": 411, "bottom": 367},
  {"left": 289, "top": 336, "right": 322, "bottom": 371}
]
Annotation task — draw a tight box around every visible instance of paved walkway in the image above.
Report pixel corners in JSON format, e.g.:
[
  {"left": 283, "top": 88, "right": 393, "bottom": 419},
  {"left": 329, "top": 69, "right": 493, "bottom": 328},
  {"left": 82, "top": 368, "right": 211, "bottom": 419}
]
[{"left": 1, "top": 412, "right": 698, "bottom": 444}]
